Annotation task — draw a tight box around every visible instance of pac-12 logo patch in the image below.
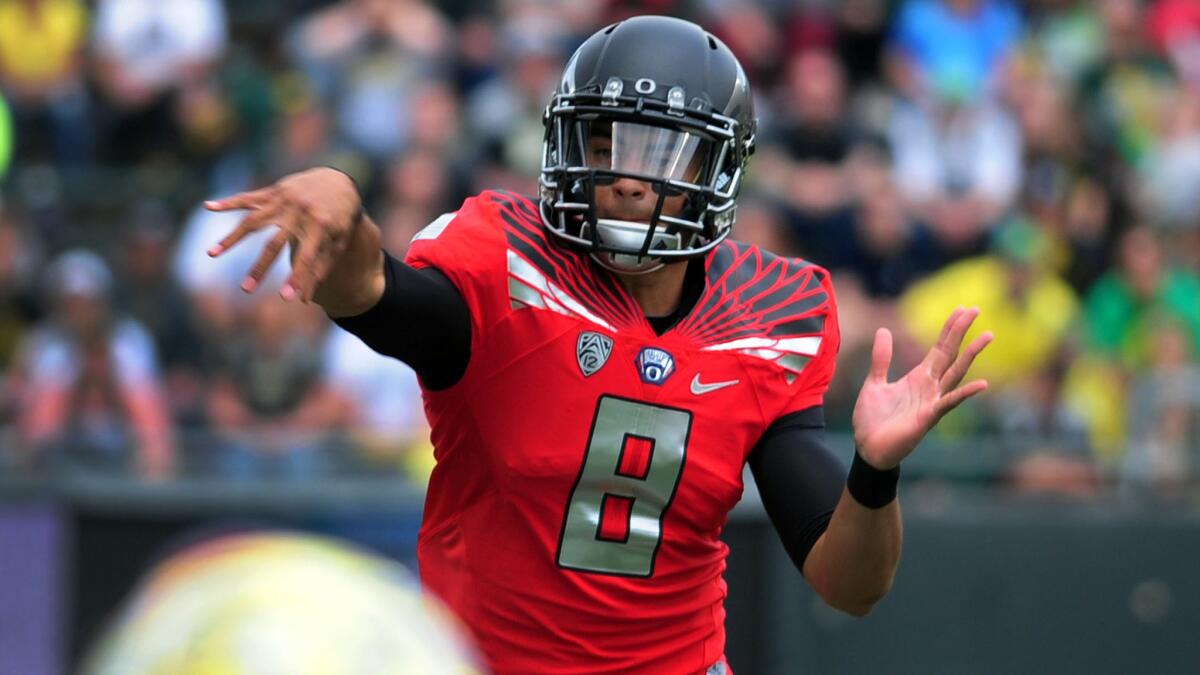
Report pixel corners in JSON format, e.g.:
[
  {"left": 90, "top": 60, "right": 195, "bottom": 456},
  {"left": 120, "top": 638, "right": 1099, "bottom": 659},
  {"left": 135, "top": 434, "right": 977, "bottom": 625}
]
[
  {"left": 577, "top": 331, "right": 613, "bottom": 377},
  {"left": 636, "top": 347, "right": 676, "bottom": 386}
]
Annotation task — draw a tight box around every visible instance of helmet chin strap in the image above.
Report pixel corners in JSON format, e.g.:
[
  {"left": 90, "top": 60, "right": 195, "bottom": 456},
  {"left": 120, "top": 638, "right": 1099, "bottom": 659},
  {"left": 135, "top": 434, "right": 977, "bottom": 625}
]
[{"left": 582, "top": 218, "right": 680, "bottom": 275}]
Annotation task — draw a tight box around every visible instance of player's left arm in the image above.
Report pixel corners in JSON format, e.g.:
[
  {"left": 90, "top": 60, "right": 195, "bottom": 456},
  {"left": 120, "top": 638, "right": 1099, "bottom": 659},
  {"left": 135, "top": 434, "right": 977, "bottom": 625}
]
[
  {"left": 750, "top": 412, "right": 903, "bottom": 619},
  {"left": 802, "top": 307, "right": 992, "bottom": 616}
]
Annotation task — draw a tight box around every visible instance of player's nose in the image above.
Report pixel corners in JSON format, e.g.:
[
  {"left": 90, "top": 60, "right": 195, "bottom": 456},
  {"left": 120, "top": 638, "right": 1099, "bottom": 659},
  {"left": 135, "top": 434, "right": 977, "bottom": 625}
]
[{"left": 611, "top": 176, "right": 649, "bottom": 201}]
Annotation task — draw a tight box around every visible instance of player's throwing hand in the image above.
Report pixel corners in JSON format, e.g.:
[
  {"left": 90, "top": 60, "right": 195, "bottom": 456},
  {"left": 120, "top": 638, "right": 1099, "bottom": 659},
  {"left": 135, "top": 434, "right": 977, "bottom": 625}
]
[
  {"left": 852, "top": 307, "right": 993, "bottom": 470},
  {"left": 204, "top": 167, "right": 363, "bottom": 303}
]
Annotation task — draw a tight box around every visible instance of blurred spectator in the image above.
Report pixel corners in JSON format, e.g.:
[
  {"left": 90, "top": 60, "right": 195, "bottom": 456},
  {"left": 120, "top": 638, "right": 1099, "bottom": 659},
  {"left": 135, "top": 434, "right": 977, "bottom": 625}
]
[
  {"left": 91, "top": 0, "right": 228, "bottom": 162},
  {"left": 887, "top": 93, "right": 1022, "bottom": 254},
  {"left": 732, "top": 197, "right": 800, "bottom": 258},
  {"left": 12, "top": 250, "right": 174, "bottom": 478},
  {"left": 887, "top": 0, "right": 1022, "bottom": 104},
  {"left": 207, "top": 296, "right": 348, "bottom": 480},
  {"left": 1148, "top": 0, "right": 1200, "bottom": 88},
  {"left": 0, "top": 0, "right": 1196, "bottom": 494},
  {"left": 1059, "top": 176, "right": 1119, "bottom": 293},
  {"left": 113, "top": 202, "right": 205, "bottom": 428},
  {"left": 323, "top": 325, "right": 427, "bottom": 475},
  {"left": 1020, "top": 0, "right": 1106, "bottom": 87},
  {"left": 408, "top": 79, "right": 458, "bottom": 154},
  {"left": 1077, "top": 0, "right": 1177, "bottom": 170},
  {"left": 1007, "top": 65, "right": 1118, "bottom": 292},
  {"left": 0, "top": 0, "right": 92, "bottom": 164},
  {"left": 836, "top": 152, "right": 946, "bottom": 299},
  {"left": 287, "top": 0, "right": 452, "bottom": 163},
  {"left": 382, "top": 147, "right": 457, "bottom": 226},
  {"left": 998, "top": 356, "right": 1098, "bottom": 496},
  {"left": 823, "top": 272, "right": 886, "bottom": 431},
  {"left": 1120, "top": 318, "right": 1200, "bottom": 495},
  {"left": 0, "top": 210, "right": 41, "bottom": 424},
  {"left": 266, "top": 75, "right": 359, "bottom": 178},
  {"left": 454, "top": 12, "right": 501, "bottom": 94},
  {"left": 1063, "top": 226, "right": 1200, "bottom": 460},
  {"left": 321, "top": 208, "right": 427, "bottom": 475},
  {"left": 756, "top": 49, "right": 858, "bottom": 265},
  {"left": 704, "top": 1, "right": 787, "bottom": 87},
  {"left": 1080, "top": 226, "right": 1200, "bottom": 367},
  {"left": 466, "top": 13, "right": 567, "bottom": 179},
  {"left": 172, "top": 194, "right": 295, "bottom": 427},
  {"left": 405, "top": 80, "right": 474, "bottom": 202},
  {"left": 886, "top": 1, "right": 1024, "bottom": 256},
  {"left": 830, "top": 0, "right": 891, "bottom": 87},
  {"left": 1140, "top": 87, "right": 1200, "bottom": 229},
  {"left": 898, "top": 218, "right": 1079, "bottom": 391},
  {"left": 0, "top": 210, "right": 40, "bottom": 366}
]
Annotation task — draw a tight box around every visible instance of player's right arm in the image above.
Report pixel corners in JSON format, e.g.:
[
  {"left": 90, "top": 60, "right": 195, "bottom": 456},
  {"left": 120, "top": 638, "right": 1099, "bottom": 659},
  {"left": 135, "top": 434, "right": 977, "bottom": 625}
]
[{"left": 204, "top": 167, "right": 472, "bottom": 389}]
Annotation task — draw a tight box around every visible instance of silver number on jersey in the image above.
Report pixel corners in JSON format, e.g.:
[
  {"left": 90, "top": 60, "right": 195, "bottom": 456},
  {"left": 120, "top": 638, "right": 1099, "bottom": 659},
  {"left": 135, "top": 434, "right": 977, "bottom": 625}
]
[{"left": 556, "top": 395, "right": 692, "bottom": 577}]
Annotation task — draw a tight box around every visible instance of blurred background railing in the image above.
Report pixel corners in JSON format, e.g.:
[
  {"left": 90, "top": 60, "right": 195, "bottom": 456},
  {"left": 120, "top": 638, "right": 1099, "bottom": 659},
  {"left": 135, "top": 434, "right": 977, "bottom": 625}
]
[
  {"left": 5, "top": 453, "right": 1200, "bottom": 675},
  {"left": 3, "top": 0, "right": 1200, "bottom": 672}
]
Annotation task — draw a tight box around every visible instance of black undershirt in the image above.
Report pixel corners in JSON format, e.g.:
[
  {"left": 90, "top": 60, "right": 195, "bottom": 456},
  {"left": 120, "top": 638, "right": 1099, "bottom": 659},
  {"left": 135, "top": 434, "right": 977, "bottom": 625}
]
[
  {"left": 332, "top": 253, "right": 471, "bottom": 391},
  {"left": 333, "top": 251, "right": 844, "bottom": 572},
  {"left": 645, "top": 259, "right": 707, "bottom": 335}
]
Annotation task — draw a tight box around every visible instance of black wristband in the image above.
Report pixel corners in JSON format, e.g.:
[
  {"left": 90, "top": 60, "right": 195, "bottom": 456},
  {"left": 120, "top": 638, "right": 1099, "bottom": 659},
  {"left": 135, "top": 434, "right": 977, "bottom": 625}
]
[{"left": 846, "top": 450, "right": 900, "bottom": 509}]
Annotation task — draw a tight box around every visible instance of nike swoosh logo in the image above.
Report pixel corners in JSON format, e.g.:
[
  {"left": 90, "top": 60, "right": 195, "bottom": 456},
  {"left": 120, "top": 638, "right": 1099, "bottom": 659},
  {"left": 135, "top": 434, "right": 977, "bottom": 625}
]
[{"left": 691, "top": 374, "right": 739, "bottom": 395}]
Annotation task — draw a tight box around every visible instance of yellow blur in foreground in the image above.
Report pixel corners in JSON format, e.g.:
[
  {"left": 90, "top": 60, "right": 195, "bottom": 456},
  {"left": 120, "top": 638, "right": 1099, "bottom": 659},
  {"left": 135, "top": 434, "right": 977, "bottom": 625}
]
[{"left": 80, "top": 532, "right": 482, "bottom": 675}]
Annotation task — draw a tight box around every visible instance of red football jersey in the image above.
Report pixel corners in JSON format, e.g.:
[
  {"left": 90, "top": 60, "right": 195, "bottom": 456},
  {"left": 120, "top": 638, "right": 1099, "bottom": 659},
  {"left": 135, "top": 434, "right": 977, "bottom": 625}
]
[{"left": 405, "top": 191, "right": 840, "bottom": 674}]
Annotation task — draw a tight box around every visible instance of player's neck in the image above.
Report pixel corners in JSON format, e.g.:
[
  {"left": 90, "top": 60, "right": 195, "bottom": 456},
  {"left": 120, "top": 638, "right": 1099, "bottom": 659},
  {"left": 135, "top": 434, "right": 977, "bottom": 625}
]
[{"left": 613, "top": 261, "right": 689, "bottom": 319}]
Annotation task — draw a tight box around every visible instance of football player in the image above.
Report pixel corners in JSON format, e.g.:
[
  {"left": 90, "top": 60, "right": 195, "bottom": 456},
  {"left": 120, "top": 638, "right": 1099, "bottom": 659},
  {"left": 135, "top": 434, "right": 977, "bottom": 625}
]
[{"left": 205, "top": 16, "right": 992, "bottom": 674}]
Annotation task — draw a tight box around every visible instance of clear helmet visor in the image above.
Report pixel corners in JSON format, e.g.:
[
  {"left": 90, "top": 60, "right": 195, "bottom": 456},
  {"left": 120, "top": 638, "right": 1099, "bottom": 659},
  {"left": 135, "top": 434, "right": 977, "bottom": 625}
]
[{"left": 584, "top": 121, "right": 710, "bottom": 184}]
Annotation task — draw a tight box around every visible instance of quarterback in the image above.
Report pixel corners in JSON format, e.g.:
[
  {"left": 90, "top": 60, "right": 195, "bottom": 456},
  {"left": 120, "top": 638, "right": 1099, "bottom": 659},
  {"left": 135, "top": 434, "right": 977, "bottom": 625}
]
[{"left": 205, "top": 16, "right": 991, "bottom": 675}]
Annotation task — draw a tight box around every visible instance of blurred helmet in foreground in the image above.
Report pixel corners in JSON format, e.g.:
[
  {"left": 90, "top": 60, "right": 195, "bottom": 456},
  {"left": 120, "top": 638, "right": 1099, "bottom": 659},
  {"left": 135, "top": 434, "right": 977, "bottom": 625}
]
[{"left": 81, "top": 532, "right": 483, "bottom": 675}]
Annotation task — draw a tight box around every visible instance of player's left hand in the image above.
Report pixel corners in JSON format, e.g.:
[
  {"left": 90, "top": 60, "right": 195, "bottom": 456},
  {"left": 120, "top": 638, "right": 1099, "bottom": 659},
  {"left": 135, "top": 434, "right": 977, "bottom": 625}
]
[{"left": 852, "top": 307, "right": 992, "bottom": 470}]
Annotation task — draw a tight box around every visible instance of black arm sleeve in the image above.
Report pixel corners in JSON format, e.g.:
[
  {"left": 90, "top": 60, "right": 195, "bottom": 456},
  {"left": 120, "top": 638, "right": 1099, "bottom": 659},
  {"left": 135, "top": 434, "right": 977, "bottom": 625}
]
[
  {"left": 331, "top": 251, "right": 472, "bottom": 390},
  {"left": 747, "top": 406, "right": 847, "bottom": 576}
]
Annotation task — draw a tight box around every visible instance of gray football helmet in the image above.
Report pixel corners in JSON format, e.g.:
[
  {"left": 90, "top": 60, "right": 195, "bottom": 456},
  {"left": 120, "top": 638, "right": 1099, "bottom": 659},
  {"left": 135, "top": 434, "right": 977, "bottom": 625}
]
[{"left": 539, "top": 16, "right": 757, "bottom": 273}]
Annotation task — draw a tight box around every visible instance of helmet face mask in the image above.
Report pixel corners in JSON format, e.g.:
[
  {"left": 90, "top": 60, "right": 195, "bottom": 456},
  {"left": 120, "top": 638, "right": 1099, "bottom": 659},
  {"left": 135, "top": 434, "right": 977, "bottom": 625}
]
[{"left": 539, "top": 16, "right": 756, "bottom": 273}]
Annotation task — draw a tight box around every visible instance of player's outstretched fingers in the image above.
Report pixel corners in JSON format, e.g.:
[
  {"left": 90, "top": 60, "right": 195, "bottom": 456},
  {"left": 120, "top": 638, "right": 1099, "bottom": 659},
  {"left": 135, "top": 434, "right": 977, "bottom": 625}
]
[
  {"left": 934, "top": 379, "right": 989, "bottom": 420},
  {"left": 869, "top": 327, "right": 893, "bottom": 383},
  {"left": 207, "top": 197, "right": 284, "bottom": 258},
  {"left": 949, "top": 307, "right": 980, "bottom": 348},
  {"left": 241, "top": 229, "right": 291, "bottom": 293},
  {"left": 922, "top": 307, "right": 962, "bottom": 374},
  {"left": 303, "top": 253, "right": 336, "bottom": 303},
  {"left": 928, "top": 307, "right": 979, "bottom": 379},
  {"left": 939, "top": 331, "right": 993, "bottom": 393},
  {"left": 305, "top": 230, "right": 351, "bottom": 301},
  {"left": 282, "top": 230, "right": 327, "bottom": 302},
  {"left": 204, "top": 187, "right": 274, "bottom": 212}
]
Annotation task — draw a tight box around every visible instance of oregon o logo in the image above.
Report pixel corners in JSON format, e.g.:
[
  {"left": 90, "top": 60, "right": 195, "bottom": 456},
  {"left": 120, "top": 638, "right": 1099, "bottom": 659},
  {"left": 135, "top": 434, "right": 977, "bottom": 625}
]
[{"left": 636, "top": 347, "right": 675, "bottom": 386}]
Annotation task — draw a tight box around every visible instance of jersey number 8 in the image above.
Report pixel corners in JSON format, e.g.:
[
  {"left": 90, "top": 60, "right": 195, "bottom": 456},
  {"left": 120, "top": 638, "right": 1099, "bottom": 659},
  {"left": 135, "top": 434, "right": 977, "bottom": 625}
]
[{"left": 556, "top": 395, "right": 693, "bottom": 577}]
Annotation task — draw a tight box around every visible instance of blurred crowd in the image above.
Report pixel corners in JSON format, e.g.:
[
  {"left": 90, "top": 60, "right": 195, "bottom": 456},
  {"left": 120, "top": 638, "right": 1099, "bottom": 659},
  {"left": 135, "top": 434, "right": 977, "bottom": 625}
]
[{"left": 0, "top": 0, "right": 1198, "bottom": 498}]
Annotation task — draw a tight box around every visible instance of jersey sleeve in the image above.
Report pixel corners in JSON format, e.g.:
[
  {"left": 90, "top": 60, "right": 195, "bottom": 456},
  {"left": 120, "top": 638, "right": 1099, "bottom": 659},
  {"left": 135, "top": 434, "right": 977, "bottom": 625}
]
[
  {"left": 404, "top": 191, "right": 512, "bottom": 355},
  {"left": 777, "top": 264, "right": 841, "bottom": 417}
]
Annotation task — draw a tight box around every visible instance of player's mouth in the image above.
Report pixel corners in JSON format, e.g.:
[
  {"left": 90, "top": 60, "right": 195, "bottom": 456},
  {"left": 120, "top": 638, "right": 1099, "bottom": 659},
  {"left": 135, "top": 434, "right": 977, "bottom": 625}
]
[{"left": 596, "top": 211, "right": 654, "bottom": 224}]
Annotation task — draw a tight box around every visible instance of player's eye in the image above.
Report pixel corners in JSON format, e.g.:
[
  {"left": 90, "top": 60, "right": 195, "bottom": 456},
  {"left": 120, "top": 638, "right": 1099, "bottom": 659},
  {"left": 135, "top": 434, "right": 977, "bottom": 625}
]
[{"left": 589, "top": 144, "right": 613, "bottom": 166}]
